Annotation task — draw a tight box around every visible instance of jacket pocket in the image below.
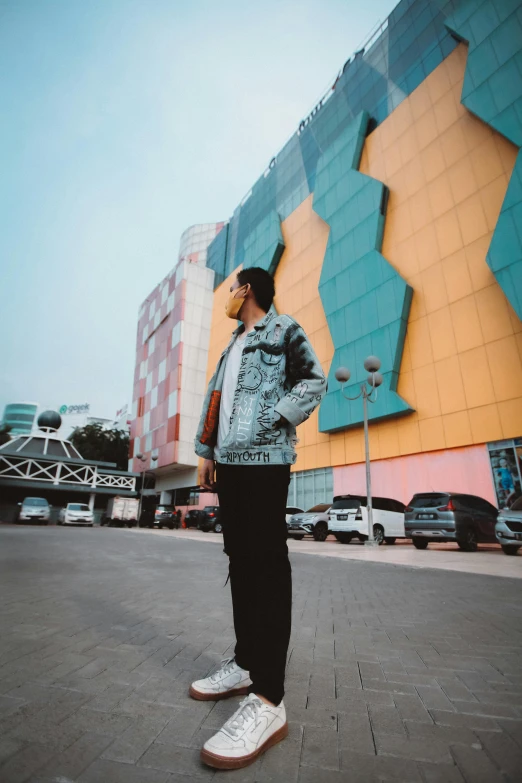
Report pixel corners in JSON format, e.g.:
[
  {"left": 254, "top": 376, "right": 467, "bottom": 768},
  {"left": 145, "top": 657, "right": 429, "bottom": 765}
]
[{"left": 260, "top": 349, "right": 283, "bottom": 366}]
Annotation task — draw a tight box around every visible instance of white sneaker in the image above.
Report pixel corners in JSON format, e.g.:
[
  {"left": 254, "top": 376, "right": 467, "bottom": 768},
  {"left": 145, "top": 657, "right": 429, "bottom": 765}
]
[
  {"left": 201, "top": 692, "right": 288, "bottom": 769},
  {"left": 189, "top": 657, "right": 252, "bottom": 701}
]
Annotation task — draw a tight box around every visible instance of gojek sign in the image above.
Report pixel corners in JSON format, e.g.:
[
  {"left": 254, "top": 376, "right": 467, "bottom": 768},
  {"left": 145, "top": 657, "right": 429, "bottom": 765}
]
[{"left": 59, "top": 404, "right": 90, "bottom": 415}]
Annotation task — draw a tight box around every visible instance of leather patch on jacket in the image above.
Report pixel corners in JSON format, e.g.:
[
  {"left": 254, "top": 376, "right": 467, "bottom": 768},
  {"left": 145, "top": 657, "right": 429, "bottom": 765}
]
[{"left": 200, "top": 390, "right": 221, "bottom": 446}]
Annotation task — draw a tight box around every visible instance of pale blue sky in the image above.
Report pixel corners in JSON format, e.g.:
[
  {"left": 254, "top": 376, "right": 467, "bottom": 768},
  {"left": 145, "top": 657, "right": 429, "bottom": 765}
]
[{"left": 0, "top": 0, "right": 398, "bottom": 420}]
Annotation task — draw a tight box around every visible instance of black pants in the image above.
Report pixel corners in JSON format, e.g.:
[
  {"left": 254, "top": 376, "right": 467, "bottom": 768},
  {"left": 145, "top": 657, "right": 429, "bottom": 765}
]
[{"left": 215, "top": 462, "right": 292, "bottom": 706}]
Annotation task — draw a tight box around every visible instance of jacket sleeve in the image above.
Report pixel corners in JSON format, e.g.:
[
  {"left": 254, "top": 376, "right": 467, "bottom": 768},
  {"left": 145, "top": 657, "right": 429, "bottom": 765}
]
[
  {"left": 194, "top": 381, "right": 217, "bottom": 461},
  {"left": 274, "top": 321, "right": 327, "bottom": 427}
]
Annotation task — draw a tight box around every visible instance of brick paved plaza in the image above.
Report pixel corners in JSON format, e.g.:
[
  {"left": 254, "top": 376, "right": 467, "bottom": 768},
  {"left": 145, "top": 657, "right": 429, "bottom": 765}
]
[{"left": 0, "top": 526, "right": 521, "bottom": 782}]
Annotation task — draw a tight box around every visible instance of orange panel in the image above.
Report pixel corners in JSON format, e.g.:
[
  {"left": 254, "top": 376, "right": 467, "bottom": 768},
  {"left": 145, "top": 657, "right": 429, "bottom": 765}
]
[
  {"left": 485, "top": 337, "right": 522, "bottom": 402},
  {"left": 448, "top": 156, "right": 477, "bottom": 204},
  {"left": 419, "top": 417, "right": 446, "bottom": 451},
  {"left": 420, "top": 138, "right": 447, "bottom": 182},
  {"left": 475, "top": 285, "right": 515, "bottom": 343},
  {"left": 434, "top": 210, "right": 464, "bottom": 259},
  {"left": 498, "top": 399, "right": 522, "bottom": 440},
  {"left": 480, "top": 173, "right": 510, "bottom": 232},
  {"left": 442, "top": 411, "right": 473, "bottom": 449},
  {"left": 440, "top": 122, "right": 468, "bottom": 168},
  {"left": 465, "top": 235, "right": 496, "bottom": 292},
  {"left": 459, "top": 347, "right": 496, "bottom": 408},
  {"left": 441, "top": 249, "right": 473, "bottom": 303},
  {"left": 407, "top": 317, "right": 434, "bottom": 369},
  {"left": 428, "top": 308, "right": 457, "bottom": 361},
  {"left": 468, "top": 404, "right": 503, "bottom": 444},
  {"left": 450, "top": 296, "right": 484, "bottom": 352},
  {"left": 435, "top": 356, "right": 467, "bottom": 414},
  {"left": 433, "top": 91, "right": 460, "bottom": 135},
  {"left": 469, "top": 137, "right": 504, "bottom": 187},
  {"left": 428, "top": 173, "right": 454, "bottom": 219},
  {"left": 413, "top": 365, "right": 442, "bottom": 420},
  {"left": 422, "top": 264, "right": 448, "bottom": 313},
  {"left": 456, "top": 193, "right": 489, "bottom": 245}
]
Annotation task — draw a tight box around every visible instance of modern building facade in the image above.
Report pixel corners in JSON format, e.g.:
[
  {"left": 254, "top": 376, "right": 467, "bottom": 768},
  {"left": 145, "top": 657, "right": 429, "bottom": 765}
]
[
  {"left": 129, "top": 222, "right": 225, "bottom": 502},
  {"left": 205, "top": 0, "right": 522, "bottom": 510},
  {"left": 1, "top": 402, "right": 38, "bottom": 436},
  {"left": 132, "top": 0, "right": 522, "bottom": 511}
]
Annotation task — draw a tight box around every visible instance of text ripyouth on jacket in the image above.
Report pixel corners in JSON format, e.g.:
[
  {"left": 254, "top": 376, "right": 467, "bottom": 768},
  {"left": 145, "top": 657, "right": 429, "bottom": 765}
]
[{"left": 195, "top": 311, "right": 327, "bottom": 466}]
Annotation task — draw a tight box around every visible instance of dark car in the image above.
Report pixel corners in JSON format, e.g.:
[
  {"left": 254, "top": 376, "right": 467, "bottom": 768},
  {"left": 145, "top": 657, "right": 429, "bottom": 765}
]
[
  {"left": 152, "top": 505, "right": 177, "bottom": 530},
  {"left": 185, "top": 509, "right": 204, "bottom": 529},
  {"left": 404, "top": 492, "right": 498, "bottom": 551},
  {"left": 199, "top": 506, "right": 222, "bottom": 533}
]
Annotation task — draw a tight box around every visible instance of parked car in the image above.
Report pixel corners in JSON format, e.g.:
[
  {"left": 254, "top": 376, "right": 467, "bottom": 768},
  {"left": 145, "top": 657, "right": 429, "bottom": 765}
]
[
  {"left": 285, "top": 506, "right": 303, "bottom": 524},
  {"left": 199, "top": 506, "right": 223, "bottom": 533},
  {"left": 57, "top": 503, "right": 94, "bottom": 526},
  {"left": 151, "top": 505, "right": 178, "bottom": 530},
  {"left": 185, "top": 509, "right": 203, "bottom": 528},
  {"left": 329, "top": 495, "right": 405, "bottom": 545},
  {"left": 17, "top": 497, "right": 51, "bottom": 525},
  {"left": 495, "top": 496, "right": 522, "bottom": 555},
  {"left": 287, "top": 504, "right": 331, "bottom": 541},
  {"left": 404, "top": 492, "right": 498, "bottom": 551},
  {"left": 102, "top": 496, "right": 139, "bottom": 528}
]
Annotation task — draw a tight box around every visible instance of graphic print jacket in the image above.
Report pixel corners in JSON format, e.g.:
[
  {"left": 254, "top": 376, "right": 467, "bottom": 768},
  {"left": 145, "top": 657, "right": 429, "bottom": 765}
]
[{"left": 194, "top": 311, "right": 327, "bottom": 466}]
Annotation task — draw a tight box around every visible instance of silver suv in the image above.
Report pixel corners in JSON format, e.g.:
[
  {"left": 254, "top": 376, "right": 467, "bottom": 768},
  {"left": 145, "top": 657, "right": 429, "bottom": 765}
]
[
  {"left": 495, "top": 496, "right": 522, "bottom": 556},
  {"left": 404, "top": 492, "right": 498, "bottom": 551},
  {"left": 287, "top": 504, "right": 331, "bottom": 542}
]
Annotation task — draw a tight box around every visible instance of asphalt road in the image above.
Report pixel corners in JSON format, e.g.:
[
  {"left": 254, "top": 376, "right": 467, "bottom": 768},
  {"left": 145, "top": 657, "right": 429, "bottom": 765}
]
[{"left": 0, "top": 524, "right": 521, "bottom": 782}]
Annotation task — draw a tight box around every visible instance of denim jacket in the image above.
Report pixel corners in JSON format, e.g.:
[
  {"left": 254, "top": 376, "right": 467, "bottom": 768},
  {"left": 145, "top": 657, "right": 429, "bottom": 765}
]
[{"left": 194, "top": 311, "right": 327, "bottom": 466}]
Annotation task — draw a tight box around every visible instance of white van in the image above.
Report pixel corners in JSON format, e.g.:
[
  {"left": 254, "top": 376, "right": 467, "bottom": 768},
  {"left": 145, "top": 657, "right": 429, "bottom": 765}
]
[{"left": 328, "top": 494, "right": 406, "bottom": 545}]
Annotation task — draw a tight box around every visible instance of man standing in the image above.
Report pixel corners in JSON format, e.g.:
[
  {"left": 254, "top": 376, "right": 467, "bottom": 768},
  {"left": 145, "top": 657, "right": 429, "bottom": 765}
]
[{"left": 192, "top": 266, "right": 326, "bottom": 770}]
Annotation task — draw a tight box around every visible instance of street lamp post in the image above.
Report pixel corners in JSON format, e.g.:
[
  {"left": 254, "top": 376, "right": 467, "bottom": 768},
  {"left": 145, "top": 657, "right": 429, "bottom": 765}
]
[
  {"left": 136, "top": 451, "right": 158, "bottom": 525},
  {"left": 335, "top": 356, "right": 383, "bottom": 547}
]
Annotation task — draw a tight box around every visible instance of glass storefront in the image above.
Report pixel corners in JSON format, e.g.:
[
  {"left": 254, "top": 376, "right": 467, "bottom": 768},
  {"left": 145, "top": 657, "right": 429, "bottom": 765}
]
[
  {"left": 287, "top": 467, "right": 334, "bottom": 511},
  {"left": 487, "top": 439, "right": 522, "bottom": 509}
]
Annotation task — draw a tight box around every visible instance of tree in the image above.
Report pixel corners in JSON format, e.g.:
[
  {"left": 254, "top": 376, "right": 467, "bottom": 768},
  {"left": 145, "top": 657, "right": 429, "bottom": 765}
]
[
  {"left": 0, "top": 424, "right": 12, "bottom": 446},
  {"left": 69, "top": 423, "right": 130, "bottom": 470}
]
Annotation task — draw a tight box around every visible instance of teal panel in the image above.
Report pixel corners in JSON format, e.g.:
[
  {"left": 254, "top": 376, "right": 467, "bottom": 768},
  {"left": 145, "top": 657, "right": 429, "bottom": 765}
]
[
  {"left": 206, "top": 222, "right": 229, "bottom": 287},
  {"left": 242, "top": 210, "right": 285, "bottom": 275},
  {"left": 314, "top": 111, "right": 414, "bottom": 433},
  {"left": 445, "top": 0, "right": 522, "bottom": 321}
]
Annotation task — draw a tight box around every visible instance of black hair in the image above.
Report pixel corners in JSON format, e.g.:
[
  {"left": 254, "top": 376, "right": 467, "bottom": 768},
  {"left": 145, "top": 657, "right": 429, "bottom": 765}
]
[{"left": 236, "top": 267, "right": 275, "bottom": 313}]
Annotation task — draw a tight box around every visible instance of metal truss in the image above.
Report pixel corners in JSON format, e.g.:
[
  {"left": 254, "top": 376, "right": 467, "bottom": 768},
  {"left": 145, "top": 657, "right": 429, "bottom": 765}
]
[{"left": 0, "top": 454, "right": 136, "bottom": 491}]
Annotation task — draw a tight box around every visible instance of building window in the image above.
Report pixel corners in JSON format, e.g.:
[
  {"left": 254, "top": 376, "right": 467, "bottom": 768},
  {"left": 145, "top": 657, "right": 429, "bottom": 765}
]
[
  {"left": 488, "top": 439, "right": 522, "bottom": 509},
  {"left": 287, "top": 467, "right": 334, "bottom": 511}
]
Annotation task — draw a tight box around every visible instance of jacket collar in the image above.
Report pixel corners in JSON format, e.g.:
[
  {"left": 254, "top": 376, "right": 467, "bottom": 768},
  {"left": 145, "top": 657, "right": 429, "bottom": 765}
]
[{"left": 232, "top": 310, "right": 274, "bottom": 336}]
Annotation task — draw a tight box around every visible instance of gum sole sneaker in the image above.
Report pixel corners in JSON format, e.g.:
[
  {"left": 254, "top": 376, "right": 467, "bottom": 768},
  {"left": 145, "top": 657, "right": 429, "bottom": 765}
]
[
  {"left": 201, "top": 693, "right": 288, "bottom": 770},
  {"left": 189, "top": 657, "right": 252, "bottom": 701}
]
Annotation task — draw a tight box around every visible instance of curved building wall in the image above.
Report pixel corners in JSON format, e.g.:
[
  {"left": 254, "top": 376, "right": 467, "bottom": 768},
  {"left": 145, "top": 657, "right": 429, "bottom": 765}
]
[{"left": 2, "top": 402, "right": 38, "bottom": 435}]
